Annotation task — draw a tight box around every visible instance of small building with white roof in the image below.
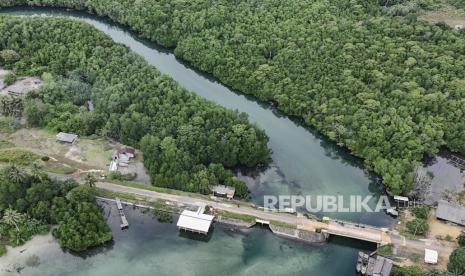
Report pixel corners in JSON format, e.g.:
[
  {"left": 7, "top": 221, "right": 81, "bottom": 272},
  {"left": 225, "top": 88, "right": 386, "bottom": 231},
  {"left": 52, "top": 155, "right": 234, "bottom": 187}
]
[
  {"left": 177, "top": 209, "right": 215, "bottom": 235},
  {"left": 424, "top": 249, "right": 438, "bottom": 264}
]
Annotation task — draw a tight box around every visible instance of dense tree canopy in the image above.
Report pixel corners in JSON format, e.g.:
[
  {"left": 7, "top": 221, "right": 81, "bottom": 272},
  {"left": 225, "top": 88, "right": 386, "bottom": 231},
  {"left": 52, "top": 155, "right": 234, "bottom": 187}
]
[
  {"left": 0, "top": 15, "right": 270, "bottom": 196},
  {"left": 1, "top": 0, "right": 464, "bottom": 194},
  {"left": 52, "top": 186, "right": 112, "bottom": 251},
  {"left": 448, "top": 247, "right": 465, "bottom": 275},
  {"left": 0, "top": 165, "right": 112, "bottom": 251}
]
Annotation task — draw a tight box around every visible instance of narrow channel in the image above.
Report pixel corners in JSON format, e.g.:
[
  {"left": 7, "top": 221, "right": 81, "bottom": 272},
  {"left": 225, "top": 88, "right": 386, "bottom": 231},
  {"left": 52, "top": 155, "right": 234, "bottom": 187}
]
[{"left": 0, "top": 7, "right": 393, "bottom": 226}]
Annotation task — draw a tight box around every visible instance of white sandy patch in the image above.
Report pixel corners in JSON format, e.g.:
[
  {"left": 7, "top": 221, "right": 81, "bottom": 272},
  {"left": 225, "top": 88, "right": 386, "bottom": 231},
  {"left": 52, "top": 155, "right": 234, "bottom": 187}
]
[
  {"left": 64, "top": 144, "right": 83, "bottom": 163},
  {"left": 0, "top": 233, "right": 57, "bottom": 273}
]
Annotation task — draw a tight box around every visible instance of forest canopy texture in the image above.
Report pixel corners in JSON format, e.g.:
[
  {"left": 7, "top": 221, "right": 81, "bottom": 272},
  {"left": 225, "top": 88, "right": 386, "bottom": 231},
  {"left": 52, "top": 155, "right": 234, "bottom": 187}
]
[
  {"left": 0, "top": 16, "right": 270, "bottom": 196},
  {"left": 1, "top": 0, "right": 465, "bottom": 194}
]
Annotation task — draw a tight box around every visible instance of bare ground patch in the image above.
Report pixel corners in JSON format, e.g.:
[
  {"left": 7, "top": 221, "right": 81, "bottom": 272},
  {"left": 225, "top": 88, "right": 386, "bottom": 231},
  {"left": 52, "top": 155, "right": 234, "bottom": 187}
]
[{"left": 418, "top": 2, "right": 465, "bottom": 27}]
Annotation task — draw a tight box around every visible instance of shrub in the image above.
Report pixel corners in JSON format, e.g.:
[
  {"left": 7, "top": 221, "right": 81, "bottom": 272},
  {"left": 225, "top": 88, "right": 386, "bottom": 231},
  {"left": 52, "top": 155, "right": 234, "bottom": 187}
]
[
  {"left": 0, "top": 116, "right": 20, "bottom": 133},
  {"left": 0, "top": 148, "right": 40, "bottom": 165},
  {"left": 444, "top": 234, "right": 453, "bottom": 242},
  {"left": 0, "top": 49, "right": 20, "bottom": 65},
  {"left": 154, "top": 210, "right": 172, "bottom": 223},
  {"left": 377, "top": 244, "right": 393, "bottom": 256},
  {"left": 448, "top": 247, "right": 465, "bottom": 275},
  {"left": 393, "top": 265, "right": 426, "bottom": 276},
  {"left": 458, "top": 233, "right": 465, "bottom": 247},
  {"left": 0, "top": 244, "right": 6, "bottom": 257},
  {"left": 411, "top": 206, "right": 430, "bottom": 219},
  {"left": 41, "top": 156, "right": 50, "bottom": 162},
  {"left": 406, "top": 218, "right": 429, "bottom": 236},
  {"left": 3, "top": 73, "right": 17, "bottom": 86}
]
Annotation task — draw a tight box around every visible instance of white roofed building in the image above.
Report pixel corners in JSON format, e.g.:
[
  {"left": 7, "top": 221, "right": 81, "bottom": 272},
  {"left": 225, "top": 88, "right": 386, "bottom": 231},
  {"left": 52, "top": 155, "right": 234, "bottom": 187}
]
[
  {"left": 177, "top": 209, "right": 214, "bottom": 235},
  {"left": 424, "top": 249, "right": 438, "bottom": 264}
]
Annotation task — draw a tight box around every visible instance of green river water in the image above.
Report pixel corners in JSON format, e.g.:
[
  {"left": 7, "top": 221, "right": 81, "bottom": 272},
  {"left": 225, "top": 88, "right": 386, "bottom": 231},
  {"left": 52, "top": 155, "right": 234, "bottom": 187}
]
[{"left": 0, "top": 7, "right": 393, "bottom": 276}]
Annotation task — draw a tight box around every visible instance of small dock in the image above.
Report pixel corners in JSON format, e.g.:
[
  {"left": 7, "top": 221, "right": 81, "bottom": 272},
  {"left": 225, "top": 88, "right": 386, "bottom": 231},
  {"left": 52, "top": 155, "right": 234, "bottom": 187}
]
[{"left": 116, "top": 198, "right": 129, "bottom": 229}]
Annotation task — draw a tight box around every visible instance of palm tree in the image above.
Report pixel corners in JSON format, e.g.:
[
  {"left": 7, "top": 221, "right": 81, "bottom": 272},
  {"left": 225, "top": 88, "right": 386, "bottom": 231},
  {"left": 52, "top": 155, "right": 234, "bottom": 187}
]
[
  {"left": 5, "top": 164, "right": 26, "bottom": 184},
  {"left": 2, "top": 208, "right": 23, "bottom": 231},
  {"left": 30, "top": 162, "right": 45, "bottom": 182},
  {"left": 85, "top": 173, "right": 97, "bottom": 188},
  {"left": 11, "top": 229, "right": 26, "bottom": 246}
]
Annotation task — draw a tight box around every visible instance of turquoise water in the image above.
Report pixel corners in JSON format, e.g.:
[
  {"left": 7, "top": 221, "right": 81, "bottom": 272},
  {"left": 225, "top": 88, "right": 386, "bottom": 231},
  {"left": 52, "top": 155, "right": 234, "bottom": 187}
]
[{"left": 10, "top": 203, "right": 374, "bottom": 276}]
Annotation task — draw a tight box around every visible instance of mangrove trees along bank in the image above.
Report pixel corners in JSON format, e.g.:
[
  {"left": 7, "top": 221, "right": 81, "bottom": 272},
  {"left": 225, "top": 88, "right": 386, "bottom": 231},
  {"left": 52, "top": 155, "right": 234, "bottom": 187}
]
[
  {"left": 0, "top": 165, "right": 112, "bottom": 251},
  {"left": 2, "top": 0, "right": 465, "bottom": 194},
  {"left": 0, "top": 15, "right": 270, "bottom": 196}
]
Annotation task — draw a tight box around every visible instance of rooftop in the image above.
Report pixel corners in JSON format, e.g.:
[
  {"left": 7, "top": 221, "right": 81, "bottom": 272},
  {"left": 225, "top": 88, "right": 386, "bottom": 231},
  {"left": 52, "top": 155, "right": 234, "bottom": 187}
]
[
  {"left": 424, "top": 249, "right": 438, "bottom": 264},
  {"left": 367, "top": 256, "right": 393, "bottom": 276},
  {"left": 177, "top": 209, "right": 214, "bottom": 235},
  {"left": 212, "top": 185, "right": 235, "bottom": 199},
  {"left": 436, "top": 200, "right": 465, "bottom": 226},
  {"left": 394, "top": 195, "right": 409, "bottom": 202},
  {"left": 56, "top": 132, "right": 78, "bottom": 143}
]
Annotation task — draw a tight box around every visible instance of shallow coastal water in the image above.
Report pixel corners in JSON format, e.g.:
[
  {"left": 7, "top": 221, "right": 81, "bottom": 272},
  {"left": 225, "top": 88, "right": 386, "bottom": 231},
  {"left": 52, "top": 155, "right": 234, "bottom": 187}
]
[{"left": 2, "top": 203, "right": 375, "bottom": 276}]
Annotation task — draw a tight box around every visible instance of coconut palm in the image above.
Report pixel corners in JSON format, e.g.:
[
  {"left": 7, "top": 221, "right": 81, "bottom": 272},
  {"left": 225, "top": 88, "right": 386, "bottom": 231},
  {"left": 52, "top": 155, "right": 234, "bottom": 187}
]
[
  {"left": 2, "top": 208, "right": 23, "bottom": 231},
  {"left": 84, "top": 173, "right": 97, "bottom": 188},
  {"left": 30, "top": 162, "right": 45, "bottom": 182},
  {"left": 5, "top": 164, "right": 26, "bottom": 184}
]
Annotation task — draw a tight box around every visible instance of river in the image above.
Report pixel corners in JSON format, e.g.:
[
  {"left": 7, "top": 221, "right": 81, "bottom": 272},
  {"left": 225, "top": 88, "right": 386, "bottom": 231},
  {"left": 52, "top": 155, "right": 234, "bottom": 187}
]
[{"left": 0, "top": 7, "right": 391, "bottom": 276}]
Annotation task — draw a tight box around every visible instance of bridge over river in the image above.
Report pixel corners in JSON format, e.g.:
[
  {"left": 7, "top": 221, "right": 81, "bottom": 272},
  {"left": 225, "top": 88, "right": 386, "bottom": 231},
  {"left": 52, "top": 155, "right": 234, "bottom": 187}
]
[
  {"left": 94, "top": 180, "right": 454, "bottom": 262},
  {"left": 95, "top": 182, "right": 387, "bottom": 243}
]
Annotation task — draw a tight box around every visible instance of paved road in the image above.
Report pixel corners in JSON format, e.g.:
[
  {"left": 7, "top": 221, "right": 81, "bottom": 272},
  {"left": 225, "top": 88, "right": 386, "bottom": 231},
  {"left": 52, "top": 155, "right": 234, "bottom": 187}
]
[
  {"left": 96, "top": 181, "right": 313, "bottom": 227},
  {"left": 390, "top": 232, "right": 456, "bottom": 264}
]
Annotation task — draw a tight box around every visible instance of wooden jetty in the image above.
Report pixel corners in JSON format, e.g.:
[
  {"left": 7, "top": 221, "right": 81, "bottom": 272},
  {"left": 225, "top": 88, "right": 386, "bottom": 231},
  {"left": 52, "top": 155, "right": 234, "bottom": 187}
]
[{"left": 116, "top": 198, "right": 129, "bottom": 229}]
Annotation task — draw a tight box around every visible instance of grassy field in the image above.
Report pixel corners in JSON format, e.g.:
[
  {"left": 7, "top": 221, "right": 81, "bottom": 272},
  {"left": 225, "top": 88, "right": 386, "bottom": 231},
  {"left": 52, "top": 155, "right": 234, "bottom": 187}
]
[
  {"left": 0, "top": 148, "right": 39, "bottom": 165},
  {"left": 0, "top": 127, "right": 116, "bottom": 173}
]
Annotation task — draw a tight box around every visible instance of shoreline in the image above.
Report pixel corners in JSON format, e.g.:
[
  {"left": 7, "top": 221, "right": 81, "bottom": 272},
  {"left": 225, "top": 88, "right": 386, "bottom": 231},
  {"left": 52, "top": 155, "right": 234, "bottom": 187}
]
[{"left": 0, "top": 232, "right": 57, "bottom": 273}]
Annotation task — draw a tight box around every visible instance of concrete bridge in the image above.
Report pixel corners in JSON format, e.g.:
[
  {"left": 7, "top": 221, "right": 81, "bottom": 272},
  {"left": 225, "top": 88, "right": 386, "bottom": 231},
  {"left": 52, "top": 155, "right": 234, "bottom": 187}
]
[
  {"left": 94, "top": 181, "right": 393, "bottom": 245},
  {"left": 325, "top": 220, "right": 390, "bottom": 245}
]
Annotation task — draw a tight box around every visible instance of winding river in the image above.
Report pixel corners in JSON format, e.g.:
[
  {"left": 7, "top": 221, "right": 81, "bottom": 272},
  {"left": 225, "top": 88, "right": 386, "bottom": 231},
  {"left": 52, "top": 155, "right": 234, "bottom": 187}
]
[{"left": 0, "top": 7, "right": 393, "bottom": 275}]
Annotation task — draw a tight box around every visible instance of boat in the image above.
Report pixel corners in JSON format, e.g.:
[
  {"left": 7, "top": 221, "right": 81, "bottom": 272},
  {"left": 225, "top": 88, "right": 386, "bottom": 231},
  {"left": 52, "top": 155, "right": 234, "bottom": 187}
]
[
  {"left": 356, "top": 251, "right": 364, "bottom": 273},
  {"left": 386, "top": 208, "right": 399, "bottom": 217}
]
